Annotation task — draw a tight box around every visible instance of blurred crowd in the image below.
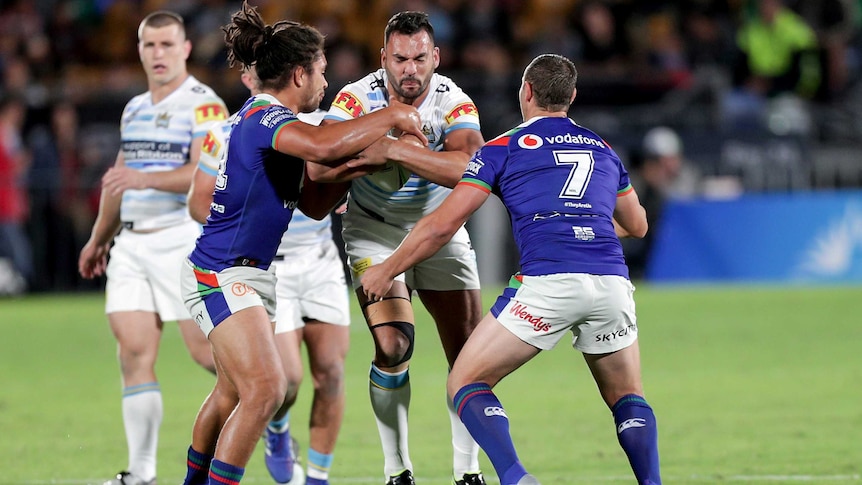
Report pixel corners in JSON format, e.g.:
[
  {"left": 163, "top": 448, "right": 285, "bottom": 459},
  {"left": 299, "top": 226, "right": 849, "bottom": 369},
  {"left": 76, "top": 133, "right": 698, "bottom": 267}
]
[{"left": 2, "top": 0, "right": 862, "bottom": 293}]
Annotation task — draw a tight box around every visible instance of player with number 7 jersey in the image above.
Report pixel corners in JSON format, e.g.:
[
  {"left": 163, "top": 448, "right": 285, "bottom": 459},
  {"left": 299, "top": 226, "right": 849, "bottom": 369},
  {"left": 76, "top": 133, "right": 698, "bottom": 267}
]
[{"left": 462, "top": 117, "right": 632, "bottom": 279}]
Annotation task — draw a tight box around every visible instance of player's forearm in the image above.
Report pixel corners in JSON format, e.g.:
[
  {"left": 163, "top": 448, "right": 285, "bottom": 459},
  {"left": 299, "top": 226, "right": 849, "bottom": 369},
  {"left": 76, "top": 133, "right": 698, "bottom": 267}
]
[
  {"left": 307, "top": 108, "right": 417, "bottom": 166},
  {"left": 187, "top": 191, "right": 211, "bottom": 224},
  {"left": 144, "top": 163, "right": 196, "bottom": 193},
  {"left": 89, "top": 189, "right": 123, "bottom": 245},
  {"left": 307, "top": 158, "right": 372, "bottom": 183},
  {"left": 386, "top": 141, "right": 468, "bottom": 188},
  {"left": 386, "top": 215, "right": 460, "bottom": 277}
]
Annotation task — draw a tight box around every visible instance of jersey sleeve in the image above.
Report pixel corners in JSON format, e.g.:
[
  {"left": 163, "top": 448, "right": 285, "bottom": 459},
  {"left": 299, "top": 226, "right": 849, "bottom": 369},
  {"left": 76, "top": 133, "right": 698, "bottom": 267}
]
[
  {"left": 192, "top": 95, "right": 229, "bottom": 138},
  {"left": 614, "top": 152, "right": 634, "bottom": 196},
  {"left": 253, "top": 105, "right": 302, "bottom": 152},
  {"left": 198, "top": 121, "right": 228, "bottom": 176},
  {"left": 458, "top": 134, "right": 509, "bottom": 194},
  {"left": 441, "top": 85, "right": 480, "bottom": 135},
  {"left": 326, "top": 88, "right": 367, "bottom": 121}
]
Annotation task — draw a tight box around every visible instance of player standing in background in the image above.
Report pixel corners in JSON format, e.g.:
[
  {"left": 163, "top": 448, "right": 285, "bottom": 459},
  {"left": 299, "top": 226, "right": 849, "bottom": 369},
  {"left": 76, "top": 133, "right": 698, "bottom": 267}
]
[
  {"left": 361, "top": 54, "right": 662, "bottom": 485},
  {"left": 188, "top": 67, "right": 350, "bottom": 485},
  {"left": 77, "top": 10, "right": 226, "bottom": 485},
  {"left": 178, "top": 3, "right": 425, "bottom": 484},
  {"left": 315, "top": 11, "right": 486, "bottom": 485}
]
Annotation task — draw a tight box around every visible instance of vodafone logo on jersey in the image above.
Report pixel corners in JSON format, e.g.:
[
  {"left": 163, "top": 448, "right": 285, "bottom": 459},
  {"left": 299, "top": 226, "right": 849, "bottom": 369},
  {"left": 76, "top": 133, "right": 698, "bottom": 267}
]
[{"left": 518, "top": 134, "right": 543, "bottom": 149}]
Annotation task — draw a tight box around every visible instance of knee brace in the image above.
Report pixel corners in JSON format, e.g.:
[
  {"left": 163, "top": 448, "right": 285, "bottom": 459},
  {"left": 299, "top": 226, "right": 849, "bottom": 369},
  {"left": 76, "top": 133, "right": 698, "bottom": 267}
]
[{"left": 364, "top": 296, "right": 415, "bottom": 367}]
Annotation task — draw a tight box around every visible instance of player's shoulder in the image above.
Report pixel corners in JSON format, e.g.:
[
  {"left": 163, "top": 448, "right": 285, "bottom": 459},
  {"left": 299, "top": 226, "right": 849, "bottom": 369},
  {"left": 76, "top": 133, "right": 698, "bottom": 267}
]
[
  {"left": 327, "top": 70, "right": 386, "bottom": 120},
  {"left": 240, "top": 95, "right": 298, "bottom": 129},
  {"left": 181, "top": 75, "right": 224, "bottom": 101},
  {"left": 482, "top": 121, "right": 535, "bottom": 150},
  {"left": 123, "top": 91, "right": 150, "bottom": 112},
  {"left": 429, "top": 72, "right": 464, "bottom": 94},
  {"left": 341, "top": 69, "right": 386, "bottom": 92}
]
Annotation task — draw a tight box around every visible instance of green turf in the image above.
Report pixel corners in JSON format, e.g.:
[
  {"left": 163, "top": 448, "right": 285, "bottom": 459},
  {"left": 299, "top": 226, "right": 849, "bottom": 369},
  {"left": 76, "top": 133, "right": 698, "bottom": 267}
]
[{"left": 1, "top": 286, "right": 860, "bottom": 484}]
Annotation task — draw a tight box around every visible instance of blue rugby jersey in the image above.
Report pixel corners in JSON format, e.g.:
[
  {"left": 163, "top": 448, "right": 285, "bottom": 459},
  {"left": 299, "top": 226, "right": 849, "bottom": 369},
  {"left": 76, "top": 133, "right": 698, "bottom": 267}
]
[
  {"left": 189, "top": 94, "right": 306, "bottom": 271},
  {"left": 460, "top": 116, "right": 633, "bottom": 278},
  {"left": 196, "top": 110, "right": 333, "bottom": 259}
]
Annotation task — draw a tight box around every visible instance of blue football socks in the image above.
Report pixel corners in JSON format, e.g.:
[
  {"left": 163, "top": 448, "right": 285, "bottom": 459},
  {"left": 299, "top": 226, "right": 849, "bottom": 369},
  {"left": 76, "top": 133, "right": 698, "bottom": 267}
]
[
  {"left": 612, "top": 394, "right": 661, "bottom": 485},
  {"left": 182, "top": 445, "right": 212, "bottom": 485},
  {"left": 453, "top": 383, "right": 528, "bottom": 485}
]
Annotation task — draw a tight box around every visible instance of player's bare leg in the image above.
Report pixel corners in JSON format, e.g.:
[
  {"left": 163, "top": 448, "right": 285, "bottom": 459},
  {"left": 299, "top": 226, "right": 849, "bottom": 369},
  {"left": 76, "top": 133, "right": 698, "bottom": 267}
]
[
  {"left": 419, "top": 288, "right": 485, "bottom": 483},
  {"left": 207, "top": 307, "right": 286, "bottom": 480},
  {"left": 304, "top": 321, "right": 350, "bottom": 485},
  {"left": 108, "top": 311, "right": 163, "bottom": 484},
  {"left": 447, "top": 313, "right": 540, "bottom": 485},
  {"left": 266, "top": 327, "right": 304, "bottom": 484},
  {"left": 177, "top": 318, "right": 216, "bottom": 373},
  {"left": 358, "top": 283, "right": 416, "bottom": 483},
  {"left": 584, "top": 342, "right": 661, "bottom": 484}
]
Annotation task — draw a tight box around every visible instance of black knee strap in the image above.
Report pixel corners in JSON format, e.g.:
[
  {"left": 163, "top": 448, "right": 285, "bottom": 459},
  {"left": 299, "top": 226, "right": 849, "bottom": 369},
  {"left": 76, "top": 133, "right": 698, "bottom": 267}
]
[
  {"left": 361, "top": 295, "right": 411, "bottom": 311},
  {"left": 369, "top": 320, "right": 415, "bottom": 366}
]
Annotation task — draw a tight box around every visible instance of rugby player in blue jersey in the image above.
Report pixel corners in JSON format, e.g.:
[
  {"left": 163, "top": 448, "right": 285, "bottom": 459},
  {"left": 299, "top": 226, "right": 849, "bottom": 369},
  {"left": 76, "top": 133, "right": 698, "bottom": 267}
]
[
  {"left": 177, "top": 3, "right": 425, "bottom": 485},
  {"left": 361, "top": 54, "right": 661, "bottom": 485},
  {"left": 189, "top": 69, "right": 350, "bottom": 485}
]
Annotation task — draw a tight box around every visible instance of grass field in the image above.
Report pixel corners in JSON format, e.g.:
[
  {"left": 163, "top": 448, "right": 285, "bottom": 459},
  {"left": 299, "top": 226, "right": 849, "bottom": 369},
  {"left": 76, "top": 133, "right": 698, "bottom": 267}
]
[{"left": 1, "top": 285, "right": 860, "bottom": 484}]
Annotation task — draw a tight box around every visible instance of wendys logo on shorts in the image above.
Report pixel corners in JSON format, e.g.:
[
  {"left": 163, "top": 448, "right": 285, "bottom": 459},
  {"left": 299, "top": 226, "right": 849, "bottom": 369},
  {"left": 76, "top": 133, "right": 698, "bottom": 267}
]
[{"left": 518, "top": 134, "right": 543, "bottom": 149}]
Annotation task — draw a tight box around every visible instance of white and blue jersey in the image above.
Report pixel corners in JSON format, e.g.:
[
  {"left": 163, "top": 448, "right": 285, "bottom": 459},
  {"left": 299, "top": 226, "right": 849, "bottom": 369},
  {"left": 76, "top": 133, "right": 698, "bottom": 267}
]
[
  {"left": 189, "top": 94, "right": 306, "bottom": 272},
  {"left": 325, "top": 69, "right": 481, "bottom": 227},
  {"left": 461, "top": 116, "right": 633, "bottom": 278},
  {"left": 119, "top": 75, "right": 227, "bottom": 230}
]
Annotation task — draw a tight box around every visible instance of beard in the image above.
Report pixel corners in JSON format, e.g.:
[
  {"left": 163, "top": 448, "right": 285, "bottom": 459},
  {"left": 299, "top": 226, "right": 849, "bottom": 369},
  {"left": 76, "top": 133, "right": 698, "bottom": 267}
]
[{"left": 392, "top": 76, "right": 427, "bottom": 101}]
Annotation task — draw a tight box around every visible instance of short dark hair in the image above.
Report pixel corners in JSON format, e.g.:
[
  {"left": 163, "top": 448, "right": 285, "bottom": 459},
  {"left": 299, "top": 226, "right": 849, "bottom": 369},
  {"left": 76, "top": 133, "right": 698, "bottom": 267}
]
[
  {"left": 384, "top": 11, "right": 435, "bottom": 45},
  {"left": 523, "top": 54, "right": 578, "bottom": 112},
  {"left": 223, "top": 1, "right": 324, "bottom": 92},
  {"left": 138, "top": 10, "right": 186, "bottom": 41}
]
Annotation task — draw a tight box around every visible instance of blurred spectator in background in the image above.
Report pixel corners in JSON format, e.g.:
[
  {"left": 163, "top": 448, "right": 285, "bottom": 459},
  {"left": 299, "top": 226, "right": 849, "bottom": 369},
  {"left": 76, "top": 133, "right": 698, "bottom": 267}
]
[
  {"left": 571, "top": 0, "right": 631, "bottom": 78},
  {"left": 624, "top": 126, "right": 700, "bottom": 279},
  {"left": 725, "top": 0, "right": 821, "bottom": 130},
  {"left": 0, "top": 94, "right": 32, "bottom": 293},
  {"left": 26, "top": 100, "right": 81, "bottom": 291},
  {"left": 788, "top": 0, "right": 861, "bottom": 101}
]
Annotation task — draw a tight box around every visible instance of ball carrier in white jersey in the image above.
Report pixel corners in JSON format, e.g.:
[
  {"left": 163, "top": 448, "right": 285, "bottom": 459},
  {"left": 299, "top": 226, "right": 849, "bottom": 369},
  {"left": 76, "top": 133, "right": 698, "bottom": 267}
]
[
  {"left": 77, "top": 10, "right": 227, "bottom": 485},
  {"left": 189, "top": 73, "right": 349, "bottom": 485},
  {"left": 315, "top": 11, "right": 485, "bottom": 485},
  {"left": 361, "top": 54, "right": 661, "bottom": 485}
]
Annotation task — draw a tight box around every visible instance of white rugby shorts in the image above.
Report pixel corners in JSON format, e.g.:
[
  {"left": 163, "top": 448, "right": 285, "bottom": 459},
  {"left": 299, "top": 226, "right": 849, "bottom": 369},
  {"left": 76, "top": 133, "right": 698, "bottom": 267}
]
[
  {"left": 343, "top": 204, "right": 480, "bottom": 291},
  {"left": 273, "top": 240, "right": 350, "bottom": 334},
  {"left": 491, "top": 273, "right": 638, "bottom": 353},
  {"left": 105, "top": 220, "right": 200, "bottom": 322},
  {"left": 180, "top": 259, "right": 277, "bottom": 338}
]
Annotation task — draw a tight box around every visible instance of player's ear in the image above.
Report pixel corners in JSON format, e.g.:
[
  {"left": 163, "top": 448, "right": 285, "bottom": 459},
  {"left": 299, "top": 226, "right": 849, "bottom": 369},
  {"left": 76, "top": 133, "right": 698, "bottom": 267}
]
[
  {"left": 523, "top": 81, "right": 534, "bottom": 103},
  {"left": 182, "top": 39, "right": 192, "bottom": 60},
  {"left": 571, "top": 87, "right": 577, "bottom": 104},
  {"left": 293, "top": 65, "right": 305, "bottom": 88},
  {"left": 432, "top": 46, "right": 440, "bottom": 69},
  {"left": 380, "top": 47, "right": 386, "bottom": 67}
]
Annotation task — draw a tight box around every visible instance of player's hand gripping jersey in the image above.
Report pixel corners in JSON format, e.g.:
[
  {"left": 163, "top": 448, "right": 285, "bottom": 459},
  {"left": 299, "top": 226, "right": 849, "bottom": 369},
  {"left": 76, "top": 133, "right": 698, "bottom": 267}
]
[
  {"left": 461, "top": 116, "right": 633, "bottom": 278},
  {"left": 190, "top": 94, "right": 307, "bottom": 272},
  {"left": 119, "top": 75, "right": 227, "bottom": 230},
  {"left": 325, "top": 69, "right": 480, "bottom": 226}
]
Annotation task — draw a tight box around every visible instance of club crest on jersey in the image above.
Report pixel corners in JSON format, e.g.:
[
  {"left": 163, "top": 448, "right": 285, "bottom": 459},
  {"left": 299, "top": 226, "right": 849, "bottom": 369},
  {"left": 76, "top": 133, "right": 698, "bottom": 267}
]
[
  {"left": 333, "top": 91, "right": 364, "bottom": 118},
  {"left": 445, "top": 103, "right": 477, "bottom": 124},
  {"left": 421, "top": 123, "right": 437, "bottom": 144},
  {"left": 195, "top": 103, "right": 227, "bottom": 124},
  {"left": 518, "top": 134, "right": 543, "bottom": 149},
  {"left": 155, "top": 112, "right": 171, "bottom": 128}
]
